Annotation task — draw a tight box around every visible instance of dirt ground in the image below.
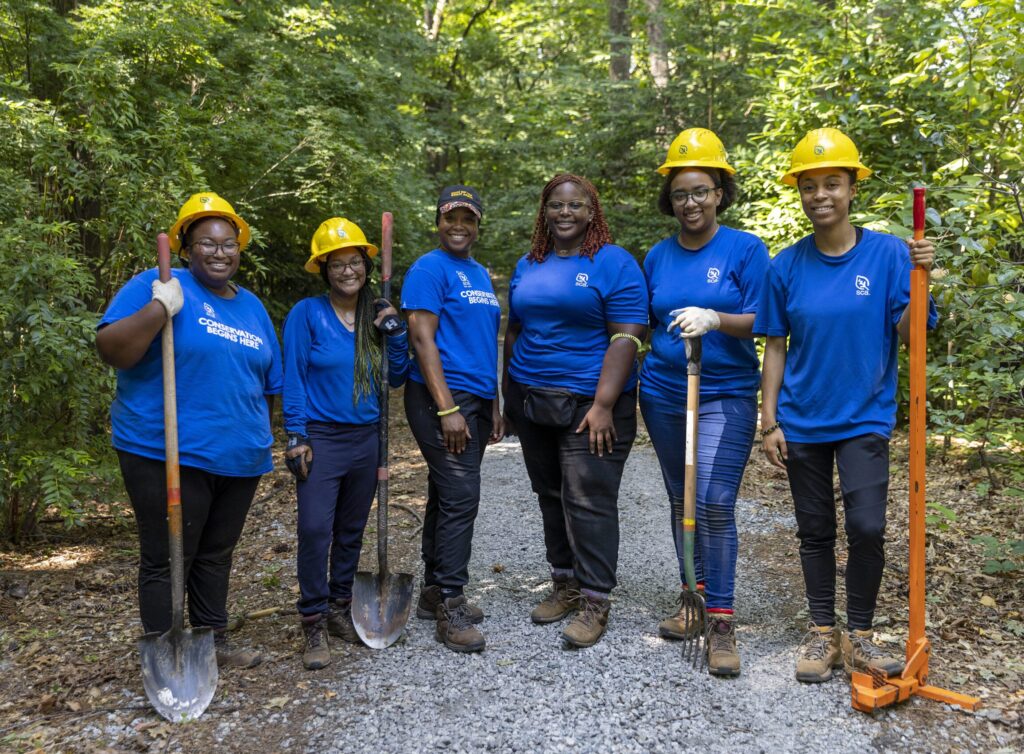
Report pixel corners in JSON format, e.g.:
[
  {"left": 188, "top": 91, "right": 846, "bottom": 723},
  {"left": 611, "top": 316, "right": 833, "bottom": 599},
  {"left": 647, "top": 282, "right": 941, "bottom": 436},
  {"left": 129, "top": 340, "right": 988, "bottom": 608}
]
[{"left": 0, "top": 398, "right": 1021, "bottom": 752}]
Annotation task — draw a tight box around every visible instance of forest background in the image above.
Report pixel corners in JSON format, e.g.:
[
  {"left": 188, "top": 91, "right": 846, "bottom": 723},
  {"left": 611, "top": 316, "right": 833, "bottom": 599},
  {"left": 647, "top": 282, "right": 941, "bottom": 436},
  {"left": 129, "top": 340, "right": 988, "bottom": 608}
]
[{"left": 0, "top": 0, "right": 1021, "bottom": 559}]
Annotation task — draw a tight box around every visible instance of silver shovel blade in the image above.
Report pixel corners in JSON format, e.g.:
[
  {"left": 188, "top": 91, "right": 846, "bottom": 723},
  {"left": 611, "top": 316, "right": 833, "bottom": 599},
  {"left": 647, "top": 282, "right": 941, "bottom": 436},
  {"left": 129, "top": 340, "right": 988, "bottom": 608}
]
[
  {"left": 351, "top": 571, "right": 415, "bottom": 649},
  {"left": 139, "top": 626, "right": 218, "bottom": 722}
]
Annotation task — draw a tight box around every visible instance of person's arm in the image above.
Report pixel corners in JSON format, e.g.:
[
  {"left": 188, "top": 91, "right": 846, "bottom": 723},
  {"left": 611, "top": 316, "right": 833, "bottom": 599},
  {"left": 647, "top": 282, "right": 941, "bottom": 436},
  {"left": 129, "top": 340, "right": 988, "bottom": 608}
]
[
  {"left": 760, "top": 335, "right": 788, "bottom": 470},
  {"left": 281, "top": 307, "right": 313, "bottom": 480},
  {"left": 95, "top": 301, "right": 168, "bottom": 369},
  {"left": 576, "top": 322, "right": 648, "bottom": 457},
  {"left": 896, "top": 238, "right": 935, "bottom": 345},
  {"left": 501, "top": 322, "right": 521, "bottom": 436},
  {"left": 407, "top": 310, "right": 472, "bottom": 454}
]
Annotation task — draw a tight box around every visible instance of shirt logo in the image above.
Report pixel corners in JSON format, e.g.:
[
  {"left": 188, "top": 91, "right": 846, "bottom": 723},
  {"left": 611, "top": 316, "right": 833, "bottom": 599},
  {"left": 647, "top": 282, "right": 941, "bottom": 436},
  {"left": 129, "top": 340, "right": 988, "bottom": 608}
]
[
  {"left": 203, "top": 302, "right": 217, "bottom": 318},
  {"left": 456, "top": 270, "right": 472, "bottom": 288},
  {"left": 706, "top": 267, "right": 721, "bottom": 283},
  {"left": 575, "top": 273, "right": 589, "bottom": 287},
  {"left": 855, "top": 275, "right": 870, "bottom": 296}
]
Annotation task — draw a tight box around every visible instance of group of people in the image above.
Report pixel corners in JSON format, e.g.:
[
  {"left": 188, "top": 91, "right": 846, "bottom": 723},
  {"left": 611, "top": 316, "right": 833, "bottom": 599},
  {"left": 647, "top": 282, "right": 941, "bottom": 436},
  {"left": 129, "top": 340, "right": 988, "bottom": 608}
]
[{"left": 97, "top": 126, "right": 935, "bottom": 683}]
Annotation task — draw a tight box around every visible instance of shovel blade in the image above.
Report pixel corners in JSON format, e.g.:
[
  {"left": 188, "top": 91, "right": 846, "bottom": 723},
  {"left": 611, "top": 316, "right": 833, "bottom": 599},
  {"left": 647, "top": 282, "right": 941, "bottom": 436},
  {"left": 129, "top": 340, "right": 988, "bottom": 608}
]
[
  {"left": 139, "top": 626, "right": 218, "bottom": 722},
  {"left": 351, "top": 570, "right": 414, "bottom": 649}
]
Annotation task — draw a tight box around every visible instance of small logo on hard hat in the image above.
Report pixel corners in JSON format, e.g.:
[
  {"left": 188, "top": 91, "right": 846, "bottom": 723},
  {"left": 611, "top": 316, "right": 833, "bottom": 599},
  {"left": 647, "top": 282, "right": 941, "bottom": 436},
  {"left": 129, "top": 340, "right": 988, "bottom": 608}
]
[
  {"left": 336, "top": 228, "right": 348, "bottom": 239},
  {"left": 679, "top": 145, "right": 688, "bottom": 155},
  {"left": 707, "top": 267, "right": 721, "bottom": 283},
  {"left": 814, "top": 145, "right": 825, "bottom": 155},
  {"left": 855, "top": 275, "right": 870, "bottom": 296},
  {"left": 200, "top": 195, "right": 212, "bottom": 205}
]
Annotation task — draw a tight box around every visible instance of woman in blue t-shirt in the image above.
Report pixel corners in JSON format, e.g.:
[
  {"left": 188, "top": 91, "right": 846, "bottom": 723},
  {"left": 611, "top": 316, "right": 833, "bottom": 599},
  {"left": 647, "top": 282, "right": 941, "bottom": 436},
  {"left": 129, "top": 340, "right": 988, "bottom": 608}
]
[
  {"left": 503, "top": 173, "right": 648, "bottom": 649},
  {"left": 640, "top": 129, "right": 769, "bottom": 676},
  {"left": 96, "top": 192, "right": 282, "bottom": 669},
  {"left": 282, "top": 217, "right": 409, "bottom": 670},
  {"left": 401, "top": 186, "right": 503, "bottom": 654},
  {"left": 754, "top": 128, "right": 936, "bottom": 684}
]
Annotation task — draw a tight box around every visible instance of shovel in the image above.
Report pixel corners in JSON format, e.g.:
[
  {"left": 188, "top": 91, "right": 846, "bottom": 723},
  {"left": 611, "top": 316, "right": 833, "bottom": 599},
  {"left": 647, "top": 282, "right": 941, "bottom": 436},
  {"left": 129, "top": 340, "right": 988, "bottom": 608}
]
[
  {"left": 351, "top": 211, "right": 415, "bottom": 648},
  {"left": 680, "top": 335, "right": 708, "bottom": 670},
  {"left": 139, "top": 233, "right": 218, "bottom": 721}
]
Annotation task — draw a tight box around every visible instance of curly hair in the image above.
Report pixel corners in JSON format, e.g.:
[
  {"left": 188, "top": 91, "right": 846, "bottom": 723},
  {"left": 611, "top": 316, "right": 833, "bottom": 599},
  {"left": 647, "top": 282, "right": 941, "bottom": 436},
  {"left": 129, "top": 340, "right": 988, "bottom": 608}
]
[
  {"left": 528, "top": 174, "right": 613, "bottom": 262},
  {"left": 657, "top": 167, "right": 737, "bottom": 217}
]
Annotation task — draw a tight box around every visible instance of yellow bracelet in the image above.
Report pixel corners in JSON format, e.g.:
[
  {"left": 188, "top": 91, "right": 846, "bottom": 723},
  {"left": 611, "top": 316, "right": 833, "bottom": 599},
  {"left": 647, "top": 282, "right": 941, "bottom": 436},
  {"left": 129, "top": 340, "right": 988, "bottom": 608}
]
[
  {"left": 610, "top": 332, "right": 642, "bottom": 350},
  {"left": 437, "top": 405, "right": 461, "bottom": 417}
]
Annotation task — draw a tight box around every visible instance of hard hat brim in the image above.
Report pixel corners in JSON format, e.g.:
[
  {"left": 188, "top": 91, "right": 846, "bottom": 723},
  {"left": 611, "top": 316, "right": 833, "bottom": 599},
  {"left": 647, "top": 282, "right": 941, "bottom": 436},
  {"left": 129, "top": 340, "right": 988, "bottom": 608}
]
[
  {"left": 657, "top": 159, "right": 736, "bottom": 177},
  {"left": 781, "top": 162, "right": 872, "bottom": 186},
  {"left": 169, "top": 210, "right": 252, "bottom": 254},
  {"left": 304, "top": 241, "right": 380, "bottom": 274}
]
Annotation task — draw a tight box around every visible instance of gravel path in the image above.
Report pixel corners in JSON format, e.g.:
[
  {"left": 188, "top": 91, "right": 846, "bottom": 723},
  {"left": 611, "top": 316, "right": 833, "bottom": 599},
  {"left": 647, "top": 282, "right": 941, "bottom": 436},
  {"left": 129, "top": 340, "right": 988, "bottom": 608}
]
[{"left": 304, "top": 440, "right": 1009, "bottom": 754}]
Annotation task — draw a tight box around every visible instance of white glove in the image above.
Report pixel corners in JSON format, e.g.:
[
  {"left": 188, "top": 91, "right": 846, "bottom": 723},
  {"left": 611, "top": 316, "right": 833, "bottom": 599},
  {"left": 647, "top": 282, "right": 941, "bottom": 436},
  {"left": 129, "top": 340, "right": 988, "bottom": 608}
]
[
  {"left": 151, "top": 278, "right": 183, "bottom": 319},
  {"left": 668, "top": 306, "right": 720, "bottom": 338}
]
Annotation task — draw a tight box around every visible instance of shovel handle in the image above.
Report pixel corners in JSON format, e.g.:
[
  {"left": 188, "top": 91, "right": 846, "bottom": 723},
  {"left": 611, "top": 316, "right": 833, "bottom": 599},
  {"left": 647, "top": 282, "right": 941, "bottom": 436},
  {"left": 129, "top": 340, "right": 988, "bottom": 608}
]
[
  {"left": 377, "top": 213, "right": 393, "bottom": 575},
  {"left": 157, "top": 233, "right": 185, "bottom": 632}
]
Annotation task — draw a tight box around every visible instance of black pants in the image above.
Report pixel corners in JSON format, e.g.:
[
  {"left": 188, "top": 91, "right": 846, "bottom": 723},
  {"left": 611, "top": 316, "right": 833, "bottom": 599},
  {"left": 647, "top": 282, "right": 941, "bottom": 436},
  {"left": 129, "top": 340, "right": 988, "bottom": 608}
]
[
  {"left": 404, "top": 380, "right": 492, "bottom": 589},
  {"left": 785, "top": 434, "right": 889, "bottom": 630},
  {"left": 505, "top": 380, "right": 637, "bottom": 594},
  {"left": 118, "top": 450, "right": 260, "bottom": 634}
]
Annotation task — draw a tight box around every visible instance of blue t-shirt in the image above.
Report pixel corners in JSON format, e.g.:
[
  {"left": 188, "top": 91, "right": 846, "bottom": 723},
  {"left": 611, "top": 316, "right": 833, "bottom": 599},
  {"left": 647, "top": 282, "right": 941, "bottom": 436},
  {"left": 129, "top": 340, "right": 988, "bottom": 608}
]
[
  {"left": 401, "top": 249, "right": 501, "bottom": 399},
  {"left": 99, "top": 268, "right": 283, "bottom": 476},
  {"left": 508, "top": 244, "right": 648, "bottom": 395},
  {"left": 753, "top": 228, "right": 938, "bottom": 443},
  {"left": 282, "top": 295, "right": 410, "bottom": 434},
  {"left": 640, "top": 226, "right": 769, "bottom": 403}
]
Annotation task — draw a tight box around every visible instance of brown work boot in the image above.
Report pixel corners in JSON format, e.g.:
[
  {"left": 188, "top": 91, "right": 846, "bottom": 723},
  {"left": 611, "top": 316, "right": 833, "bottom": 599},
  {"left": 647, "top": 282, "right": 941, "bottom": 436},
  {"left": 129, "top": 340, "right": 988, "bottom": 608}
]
[
  {"left": 417, "top": 585, "right": 484, "bottom": 624},
  {"left": 658, "top": 590, "right": 706, "bottom": 640},
  {"left": 214, "top": 630, "right": 262, "bottom": 669},
  {"left": 842, "top": 628, "right": 904, "bottom": 677},
  {"left": 795, "top": 623, "right": 842, "bottom": 683},
  {"left": 706, "top": 615, "right": 740, "bottom": 677},
  {"left": 530, "top": 575, "right": 581, "bottom": 624},
  {"left": 435, "top": 595, "right": 486, "bottom": 653},
  {"left": 561, "top": 595, "right": 610, "bottom": 648},
  {"left": 301, "top": 614, "right": 331, "bottom": 670},
  {"left": 327, "top": 599, "right": 362, "bottom": 644}
]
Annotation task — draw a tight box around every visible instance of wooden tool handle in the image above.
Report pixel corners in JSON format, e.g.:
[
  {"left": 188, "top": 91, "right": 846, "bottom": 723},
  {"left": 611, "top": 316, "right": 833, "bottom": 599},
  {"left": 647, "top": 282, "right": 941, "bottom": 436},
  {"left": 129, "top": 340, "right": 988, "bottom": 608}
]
[{"left": 377, "top": 213, "right": 393, "bottom": 575}]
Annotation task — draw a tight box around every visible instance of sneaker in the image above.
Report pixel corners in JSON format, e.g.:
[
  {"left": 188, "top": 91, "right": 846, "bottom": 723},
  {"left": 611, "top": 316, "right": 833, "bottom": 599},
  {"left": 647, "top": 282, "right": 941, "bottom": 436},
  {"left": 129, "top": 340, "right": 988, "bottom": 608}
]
[
  {"left": 658, "top": 591, "right": 706, "bottom": 640},
  {"left": 435, "top": 595, "right": 486, "bottom": 653},
  {"left": 301, "top": 615, "right": 331, "bottom": 670},
  {"left": 417, "top": 585, "right": 484, "bottom": 624},
  {"left": 795, "top": 623, "right": 842, "bottom": 683},
  {"left": 530, "top": 575, "right": 581, "bottom": 624},
  {"left": 842, "top": 628, "right": 904, "bottom": 677},
  {"left": 706, "top": 616, "right": 740, "bottom": 677},
  {"left": 561, "top": 595, "right": 610, "bottom": 648},
  {"left": 213, "top": 630, "right": 262, "bottom": 669},
  {"left": 327, "top": 599, "right": 362, "bottom": 644}
]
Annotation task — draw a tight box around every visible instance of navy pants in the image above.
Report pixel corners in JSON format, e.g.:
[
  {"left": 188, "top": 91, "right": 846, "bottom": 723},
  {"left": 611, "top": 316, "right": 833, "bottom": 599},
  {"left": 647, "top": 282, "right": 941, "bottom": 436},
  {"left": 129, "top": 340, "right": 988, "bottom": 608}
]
[
  {"left": 785, "top": 433, "right": 889, "bottom": 631},
  {"left": 640, "top": 391, "right": 756, "bottom": 611},
  {"left": 295, "top": 421, "right": 378, "bottom": 617}
]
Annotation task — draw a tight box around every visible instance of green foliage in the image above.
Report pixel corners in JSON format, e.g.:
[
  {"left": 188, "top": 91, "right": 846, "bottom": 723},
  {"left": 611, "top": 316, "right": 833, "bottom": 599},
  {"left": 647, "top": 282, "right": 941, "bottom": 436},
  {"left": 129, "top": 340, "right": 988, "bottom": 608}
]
[{"left": 971, "top": 535, "right": 1024, "bottom": 575}]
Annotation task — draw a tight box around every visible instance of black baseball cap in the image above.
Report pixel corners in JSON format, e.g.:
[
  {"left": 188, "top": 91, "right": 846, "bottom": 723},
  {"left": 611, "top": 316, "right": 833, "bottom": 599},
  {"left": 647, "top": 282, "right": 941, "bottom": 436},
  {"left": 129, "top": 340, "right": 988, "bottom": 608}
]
[{"left": 436, "top": 185, "right": 483, "bottom": 220}]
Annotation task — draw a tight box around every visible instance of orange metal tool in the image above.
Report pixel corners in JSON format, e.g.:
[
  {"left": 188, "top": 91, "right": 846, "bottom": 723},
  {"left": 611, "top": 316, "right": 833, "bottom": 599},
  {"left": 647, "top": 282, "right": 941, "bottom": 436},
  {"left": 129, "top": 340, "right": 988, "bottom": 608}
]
[{"left": 850, "top": 187, "right": 980, "bottom": 714}]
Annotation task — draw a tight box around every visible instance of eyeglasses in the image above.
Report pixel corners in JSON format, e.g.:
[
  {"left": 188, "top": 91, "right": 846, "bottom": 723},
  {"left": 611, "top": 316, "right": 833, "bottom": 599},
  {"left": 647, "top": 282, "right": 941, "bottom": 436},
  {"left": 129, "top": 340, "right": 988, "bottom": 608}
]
[
  {"left": 545, "top": 200, "right": 589, "bottom": 213},
  {"left": 326, "top": 259, "right": 365, "bottom": 273},
  {"left": 191, "top": 239, "right": 241, "bottom": 257},
  {"left": 669, "top": 187, "right": 718, "bottom": 206}
]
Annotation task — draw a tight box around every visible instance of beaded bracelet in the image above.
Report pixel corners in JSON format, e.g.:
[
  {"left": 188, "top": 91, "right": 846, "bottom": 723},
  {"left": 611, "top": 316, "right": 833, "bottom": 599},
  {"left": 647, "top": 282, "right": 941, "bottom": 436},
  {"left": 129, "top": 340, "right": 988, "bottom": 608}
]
[
  {"left": 610, "top": 332, "right": 643, "bottom": 350},
  {"left": 760, "top": 422, "right": 781, "bottom": 438},
  {"left": 437, "top": 405, "right": 461, "bottom": 417}
]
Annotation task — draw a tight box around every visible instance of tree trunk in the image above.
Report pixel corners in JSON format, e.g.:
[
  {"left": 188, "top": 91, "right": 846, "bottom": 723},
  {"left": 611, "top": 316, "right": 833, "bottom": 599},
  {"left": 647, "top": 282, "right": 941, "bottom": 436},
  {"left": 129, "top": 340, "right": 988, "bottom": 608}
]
[
  {"left": 645, "top": 0, "right": 668, "bottom": 88},
  {"left": 608, "top": 0, "right": 631, "bottom": 81}
]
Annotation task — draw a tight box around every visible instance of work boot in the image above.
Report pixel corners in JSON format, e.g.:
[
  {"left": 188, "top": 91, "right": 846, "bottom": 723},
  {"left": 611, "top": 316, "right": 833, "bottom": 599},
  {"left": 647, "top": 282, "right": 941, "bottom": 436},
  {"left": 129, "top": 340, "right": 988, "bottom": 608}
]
[
  {"left": 561, "top": 595, "right": 610, "bottom": 648},
  {"left": 417, "top": 585, "right": 484, "bottom": 624},
  {"left": 301, "top": 614, "right": 331, "bottom": 670},
  {"left": 530, "top": 575, "right": 581, "bottom": 624},
  {"left": 658, "top": 590, "right": 705, "bottom": 640},
  {"left": 213, "top": 629, "right": 262, "bottom": 669},
  {"left": 435, "top": 595, "right": 486, "bottom": 653},
  {"left": 327, "top": 599, "right": 362, "bottom": 644},
  {"left": 842, "top": 628, "right": 905, "bottom": 677},
  {"left": 794, "top": 623, "right": 842, "bottom": 683},
  {"left": 706, "top": 615, "right": 740, "bottom": 677}
]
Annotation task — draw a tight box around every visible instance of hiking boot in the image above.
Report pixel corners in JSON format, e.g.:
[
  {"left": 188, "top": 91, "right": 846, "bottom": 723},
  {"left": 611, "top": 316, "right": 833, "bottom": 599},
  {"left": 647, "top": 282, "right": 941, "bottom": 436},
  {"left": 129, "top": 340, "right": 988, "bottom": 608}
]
[
  {"left": 658, "top": 591, "right": 706, "bottom": 640},
  {"left": 327, "top": 599, "right": 362, "bottom": 644},
  {"left": 562, "top": 595, "right": 610, "bottom": 648},
  {"left": 213, "top": 630, "right": 262, "bottom": 669},
  {"left": 530, "top": 575, "right": 581, "bottom": 624},
  {"left": 301, "top": 615, "right": 331, "bottom": 670},
  {"left": 795, "top": 623, "right": 842, "bottom": 683},
  {"left": 706, "top": 616, "right": 740, "bottom": 677},
  {"left": 435, "top": 595, "right": 486, "bottom": 653},
  {"left": 417, "top": 585, "right": 484, "bottom": 624},
  {"left": 842, "top": 628, "right": 904, "bottom": 677}
]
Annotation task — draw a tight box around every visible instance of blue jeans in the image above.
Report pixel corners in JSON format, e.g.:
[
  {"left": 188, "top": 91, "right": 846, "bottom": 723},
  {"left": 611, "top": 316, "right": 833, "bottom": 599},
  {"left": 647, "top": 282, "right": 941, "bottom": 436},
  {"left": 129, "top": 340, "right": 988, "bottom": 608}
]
[{"left": 639, "top": 391, "right": 756, "bottom": 611}]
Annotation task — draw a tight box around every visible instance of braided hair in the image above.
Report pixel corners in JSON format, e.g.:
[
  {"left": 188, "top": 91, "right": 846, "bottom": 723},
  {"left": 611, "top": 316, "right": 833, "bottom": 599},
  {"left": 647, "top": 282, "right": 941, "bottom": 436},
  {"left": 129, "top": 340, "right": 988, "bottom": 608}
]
[{"left": 528, "top": 174, "right": 614, "bottom": 262}]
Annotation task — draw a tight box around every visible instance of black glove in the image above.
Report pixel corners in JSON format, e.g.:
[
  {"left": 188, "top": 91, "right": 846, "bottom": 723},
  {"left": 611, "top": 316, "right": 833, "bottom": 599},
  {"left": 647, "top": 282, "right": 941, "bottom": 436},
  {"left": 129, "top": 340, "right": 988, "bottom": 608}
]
[
  {"left": 285, "top": 433, "right": 313, "bottom": 481},
  {"left": 374, "top": 298, "right": 406, "bottom": 336}
]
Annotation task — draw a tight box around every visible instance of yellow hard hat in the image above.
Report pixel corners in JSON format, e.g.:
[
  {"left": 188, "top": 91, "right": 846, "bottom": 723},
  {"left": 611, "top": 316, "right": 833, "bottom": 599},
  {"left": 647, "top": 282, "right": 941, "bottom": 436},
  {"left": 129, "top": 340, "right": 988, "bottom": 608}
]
[
  {"left": 168, "top": 192, "right": 251, "bottom": 253},
  {"left": 304, "top": 217, "right": 379, "bottom": 273},
  {"left": 657, "top": 128, "right": 736, "bottom": 176},
  {"left": 781, "top": 128, "right": 872, "bottom": 186}
]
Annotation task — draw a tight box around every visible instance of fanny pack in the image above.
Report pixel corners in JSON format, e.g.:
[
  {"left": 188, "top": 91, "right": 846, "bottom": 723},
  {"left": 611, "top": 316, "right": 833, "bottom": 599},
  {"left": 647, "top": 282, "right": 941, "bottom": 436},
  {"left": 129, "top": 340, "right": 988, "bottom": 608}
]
[{"left": 522, "top": 386, "right": 578, "bottom": 428}]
